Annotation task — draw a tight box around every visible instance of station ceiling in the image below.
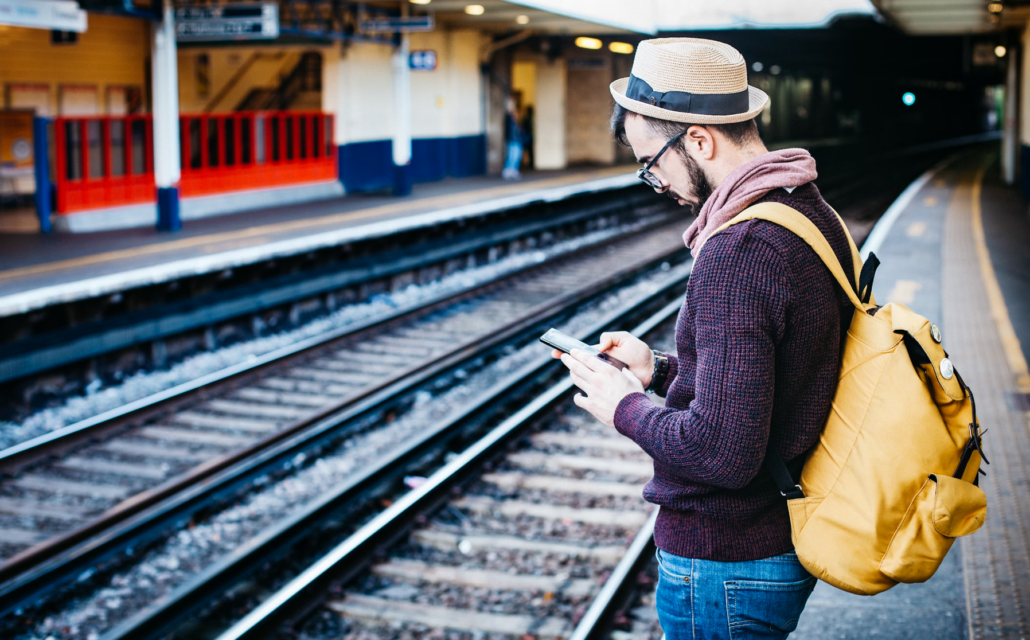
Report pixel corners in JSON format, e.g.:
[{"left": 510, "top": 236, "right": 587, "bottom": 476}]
[
  {"left": 424, "top": 0, "right": 637, "bottom": 35},
  {"left": 871, "top": 0, "right": 1030, "bottom": 34},
  {"left": 430, "top": 0, "right": 878, "bottom": 34}
]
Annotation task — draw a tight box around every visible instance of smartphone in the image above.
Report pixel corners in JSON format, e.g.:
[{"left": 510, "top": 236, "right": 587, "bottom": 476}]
[{"left": 540, "top": 328, "right": 627, "bottom": 370}]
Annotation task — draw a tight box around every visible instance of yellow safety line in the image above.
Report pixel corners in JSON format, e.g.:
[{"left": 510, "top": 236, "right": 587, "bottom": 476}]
[
  {"left": 972, "top": 160, "right": 1030, "bottom": 393},
  {"left": 0, "top": 166, "right": 634, "bottom": 283}
]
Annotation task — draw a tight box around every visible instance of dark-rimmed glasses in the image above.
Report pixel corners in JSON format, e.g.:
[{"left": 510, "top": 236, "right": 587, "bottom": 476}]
[{"left": 637, "top": 130, "right": 686, "bottom": 190}]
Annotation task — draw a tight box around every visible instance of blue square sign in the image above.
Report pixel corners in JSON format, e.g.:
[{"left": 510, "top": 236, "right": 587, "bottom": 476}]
[{"left": 409, "top": 50, "right": 438, "bottom": 71}]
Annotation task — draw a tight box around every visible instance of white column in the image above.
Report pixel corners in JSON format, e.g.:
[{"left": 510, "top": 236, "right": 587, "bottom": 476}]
[
  {"left": 152, "top": 0, "right": 182, "bottom": 230},
  {"left": 1019, "top": 25, "right": 1030, "bottom": 194},
  {"left": 1002, "top": 44, "right": 1018, "bottom": 186},
  {"left": 534, "top": 57, "right": 567, "bottom": 170},
  {"left": 391, "top": 6, "right": 412, "bottom": 195}
]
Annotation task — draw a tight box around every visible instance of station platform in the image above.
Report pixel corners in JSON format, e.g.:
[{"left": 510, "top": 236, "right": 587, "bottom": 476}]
[
  {"left": 0, "top": 165, "right": 639, "bottom": 318},
  {"left": 792, "top": 147, "right": 1030, "bottom": 639}
]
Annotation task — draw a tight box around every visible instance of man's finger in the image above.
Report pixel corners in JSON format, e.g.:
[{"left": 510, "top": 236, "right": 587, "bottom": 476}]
[
  {"left": 573, "top": 393, "right": 595, "bottom": 412},
  {"left": 560, "top": 352, "right": 599, "bottom": 381},
  {"left": 568, "top": 370, "right": 594, "bottom": 394},
  {"left": 551, "top": 349, "right": 564, "bottom": 360},
  {"left": 569, "top": 348, "right": 603, "bottom": 372}
]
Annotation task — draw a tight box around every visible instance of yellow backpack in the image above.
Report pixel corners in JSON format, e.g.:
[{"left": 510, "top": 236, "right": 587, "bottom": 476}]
[{"left": 717, "top": 202, "right": 988, "bottom": 596}]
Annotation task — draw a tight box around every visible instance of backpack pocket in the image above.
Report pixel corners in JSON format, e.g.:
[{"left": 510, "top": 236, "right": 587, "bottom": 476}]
[{"left": 879, "top": 474, "right": 986, "bottom": 583}]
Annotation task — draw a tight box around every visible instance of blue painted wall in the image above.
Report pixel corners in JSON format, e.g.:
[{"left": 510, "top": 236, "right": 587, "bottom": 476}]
[{"left": 338, "top": 134, "right": 485, "bottom": 193}]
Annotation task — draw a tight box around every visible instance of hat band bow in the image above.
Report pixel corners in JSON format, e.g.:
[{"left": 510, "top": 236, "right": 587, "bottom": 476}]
[{"left": 626, "top": 75, "right": 750, "bottom": 117}]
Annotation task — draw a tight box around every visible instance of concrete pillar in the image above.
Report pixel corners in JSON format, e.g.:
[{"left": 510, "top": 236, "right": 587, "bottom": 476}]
[
  {"left": 1003, "top": 41, "right": 1018, "bottom": 186},
  {"left": 1019, "top": 24, "right": 1030, "bottom": 196},
  {"left": 392, "top": 7, "right": 412, "bottom": 195},
  {"left": 534, "top": 57, "right": 566, "bottom": 170},
  {"left": 152, "top": 0, "right": 182, "bottom": 231},
  {"left": 323, "top": 43, "right": 347, "bottom": 186}
]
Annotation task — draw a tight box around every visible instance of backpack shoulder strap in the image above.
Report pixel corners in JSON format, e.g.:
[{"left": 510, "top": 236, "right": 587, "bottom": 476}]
[
  {"left": 830, "top": 207, "right": 863, "bottom": 288},
  {"left": 715, "top": 202, "right": 867, "bottom": 311}
]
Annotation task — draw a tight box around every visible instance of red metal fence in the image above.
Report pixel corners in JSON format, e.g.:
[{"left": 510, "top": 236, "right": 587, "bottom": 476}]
[{"left": 52, "top": 111, "right": 336, "bottom": 214}]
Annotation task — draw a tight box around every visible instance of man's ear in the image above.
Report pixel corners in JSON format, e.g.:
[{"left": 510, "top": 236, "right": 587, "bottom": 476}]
[{"left": 685, "top": 125, "right": 715, "bottom": 161}]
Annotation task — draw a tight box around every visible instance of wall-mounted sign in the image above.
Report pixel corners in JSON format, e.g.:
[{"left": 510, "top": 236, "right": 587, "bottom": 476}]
[
  {"left": 361, "top": 15, "right": 434, "bottom": 33},
  {"left": 176, "top": 2, "right": 279, "bottom": 41},
  {"left": 409, "top": 50, "right": 438, "bottom": 71},
  {"left": 0, "top": 110, "right": 35, "bottom": 180},
  {"left": 0, "top": 0, "right": 87, "bottom": 32},
  {"left": 568, "top": 58, "right": 608, "bottom": 70},
  {"left": 971, "top": 42, "right": 1000, "bottom": 67}
]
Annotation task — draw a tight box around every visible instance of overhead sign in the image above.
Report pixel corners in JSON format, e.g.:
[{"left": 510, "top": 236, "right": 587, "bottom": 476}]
[
  {"left": 176, "top": 2, "right": 279, "bottom": 41},
  {"left": 361, "top": 15, "right": 434, "bottom": 33},
  {"left": 0, "top": 0, "right": 87, "bottom": 32},
  {"left": 409, "top": 50, "right": 437, "bottom": 71}
]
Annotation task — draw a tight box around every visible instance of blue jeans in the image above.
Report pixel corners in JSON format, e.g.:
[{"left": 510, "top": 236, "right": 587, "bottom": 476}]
[
  {"left": 655, "top": 548, "right": 816, "bottom": 640},
  {"left": 504, "top": 141, "right": 523, "bottom": 174}
]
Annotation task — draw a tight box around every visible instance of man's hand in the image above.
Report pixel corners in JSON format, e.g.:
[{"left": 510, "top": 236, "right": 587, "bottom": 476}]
[
  {"left": 597, "top": 331, "right": 654, "bottom": 387},
  {"left": 550, "top": 331, "right": 654, "bottom": 387},
  {"left": 560, "top": 349, "right": 645, "bottom": 427}
]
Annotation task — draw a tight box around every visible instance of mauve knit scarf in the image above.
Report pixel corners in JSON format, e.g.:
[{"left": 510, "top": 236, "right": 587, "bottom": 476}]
[{"left": 683, "top": 148, "right": 818, "bottom": 252}]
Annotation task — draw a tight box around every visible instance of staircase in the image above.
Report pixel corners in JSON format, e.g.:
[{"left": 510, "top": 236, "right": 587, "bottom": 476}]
[{"left": 235, "top": 52, "right": 323, "bottom": 111}]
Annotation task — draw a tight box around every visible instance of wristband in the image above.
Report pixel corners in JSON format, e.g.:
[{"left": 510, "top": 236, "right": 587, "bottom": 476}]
[{"left": 645, "top": 350, "right": 670, "bottom": 394}]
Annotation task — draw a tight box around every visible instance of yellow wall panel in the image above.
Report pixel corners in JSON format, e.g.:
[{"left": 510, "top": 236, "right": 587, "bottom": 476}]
[{"left": 0, "top": 14, "right": 149, "bottom": 116}]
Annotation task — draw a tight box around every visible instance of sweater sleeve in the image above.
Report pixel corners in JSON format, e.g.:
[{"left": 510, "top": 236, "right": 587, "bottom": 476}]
[{"left": 613, "top": 228, "right": 791, "bottom": 490}]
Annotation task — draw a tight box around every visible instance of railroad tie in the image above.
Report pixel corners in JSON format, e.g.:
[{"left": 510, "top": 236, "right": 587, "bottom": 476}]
[
  {"left": 506, "top": 451, "right": 653, "bottom": 478},
  {"left": 479, "top": 472, "right": 646, "bottom": 497},
  {"left": 413, "top": 530, "right": 626, "bottom": 563},
  {"left": 453, "top": 495, "right": 649, "bottom": 527},
  {"left": 326, "top": 594, "right": 572, "bottom": 637},
  {"left": 371, "top": 558, "right": 596, "bottom": 597}
]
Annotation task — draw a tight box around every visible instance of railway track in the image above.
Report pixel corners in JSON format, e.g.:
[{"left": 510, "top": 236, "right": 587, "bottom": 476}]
[
  {"left": 0, "top": 216, "right": 691, "bottom": 638},
  {"left": 0, "top": 136, "right": 991, "bottom": 640},
  {"left": 209, "top": 294, "right": 683, "bottom": 640}
]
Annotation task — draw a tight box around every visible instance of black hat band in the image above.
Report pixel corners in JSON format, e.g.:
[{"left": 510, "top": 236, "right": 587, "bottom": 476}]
[{"left": 626, "top": 74, "right": 750, "bottom": 116}]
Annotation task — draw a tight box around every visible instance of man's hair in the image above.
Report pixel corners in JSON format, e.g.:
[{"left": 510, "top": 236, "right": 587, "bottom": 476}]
[{"left": 610, "top": 103, "right": 760, "bottom": 153}]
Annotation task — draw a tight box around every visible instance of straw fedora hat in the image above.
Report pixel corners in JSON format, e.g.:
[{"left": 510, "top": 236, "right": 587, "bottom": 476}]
[{"left": 611, "top": 38, "right": 769, "bottom": 125}]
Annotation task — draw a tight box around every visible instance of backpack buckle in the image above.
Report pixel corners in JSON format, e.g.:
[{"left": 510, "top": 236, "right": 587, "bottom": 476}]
[{"left": 781, "top": 484, "right": 805, "bottom": 499}]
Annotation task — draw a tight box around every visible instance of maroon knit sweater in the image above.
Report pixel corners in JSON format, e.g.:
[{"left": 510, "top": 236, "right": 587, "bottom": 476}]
[{"left": 613, "top": 183, "right": 854, "bottom": 562}]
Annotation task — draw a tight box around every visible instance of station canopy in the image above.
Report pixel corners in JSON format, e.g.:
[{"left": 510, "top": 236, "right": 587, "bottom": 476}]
[
  {"left": 869, "top": 0, "right": 1029, "bottom": 34},
  {"left": 434, "top": 0, "right": 877, "bottom": 34}
]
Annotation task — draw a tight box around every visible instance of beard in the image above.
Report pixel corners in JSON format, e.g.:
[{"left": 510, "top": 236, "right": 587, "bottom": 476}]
[{"left": 669, "top": 151, "right": 713, "bottom": 215}]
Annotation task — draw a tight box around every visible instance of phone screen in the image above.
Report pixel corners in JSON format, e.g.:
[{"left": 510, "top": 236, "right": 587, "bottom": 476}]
[{"left": 539, "top": 328, "right": 627, "bottom": 370}]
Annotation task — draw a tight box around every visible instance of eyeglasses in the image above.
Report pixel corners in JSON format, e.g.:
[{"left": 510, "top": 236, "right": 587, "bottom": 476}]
[{"left": 637, "top": 131, "right": 686, "bottom": 190}]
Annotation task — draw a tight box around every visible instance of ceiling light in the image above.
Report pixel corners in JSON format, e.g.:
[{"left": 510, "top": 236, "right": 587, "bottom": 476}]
[
  {"left": 987, "top": 3, "right": 1003, "bottom": 13},
  {"left": 464, "top": 4, "right": 484, "bottom": 15},
  {"left": 609, "top": 42, "right": 634, "bottom": 54},
  {"left": 409, "top": 0, "right": 431, "bottom": 4},
  {"left": 995, "top": 45, "right": 1007, "bottom": 57},
  {"left": 575, "top": 37, "right": 602, "bottom": 50},
  {"left": 770, "top": 64, "right": 781, "bottom": 75},
  {"left": 752, "top": 61, "right": 764, "bottom": 72},
  {"left": 902, "top": 92, "right": 916, "bottom": 106},
  {"left": 516, "top": 14, "right": 529, "bottom": 24}
]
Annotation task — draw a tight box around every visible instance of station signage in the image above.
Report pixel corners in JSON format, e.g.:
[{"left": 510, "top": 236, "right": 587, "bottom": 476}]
[
  {"left": 0, "top": 0, "right": 87, "bottom": 33},
  {"left": 176, "top": 2, "right": 279, "bottom": 41},
  {"left": 409, "top": 50, "right": 438, "bottom": 71},
  {"left": 361, "top": 15, "right": 434, "bottom": 33}
]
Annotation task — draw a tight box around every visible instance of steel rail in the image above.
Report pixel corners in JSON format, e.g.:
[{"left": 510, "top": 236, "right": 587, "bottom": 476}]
[
  {"left": 0, "top": 189, "right": 656, "bottom": 386},
  {"left": 99, "top": 275, "right": 691, "bottom": 640},
  {"left": 0, "top": 207, "right": 669, "bottom": 474},
  {"left": 0, "top": 217, "right": 682, "bottom": 587},
  {"left": 210, "top": 295, "right": 686, "bottom": 640},
  {"left": 0, "top": 232, "right": 688, "bottom": 624}
]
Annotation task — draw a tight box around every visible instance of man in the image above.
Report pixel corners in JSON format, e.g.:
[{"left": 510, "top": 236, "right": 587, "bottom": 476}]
[{"left": 555, "top": 38, "right": 855, "bottom": 638}]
